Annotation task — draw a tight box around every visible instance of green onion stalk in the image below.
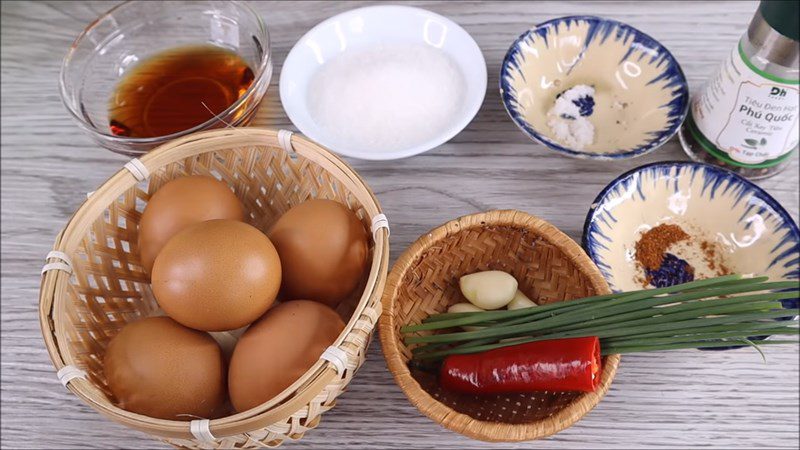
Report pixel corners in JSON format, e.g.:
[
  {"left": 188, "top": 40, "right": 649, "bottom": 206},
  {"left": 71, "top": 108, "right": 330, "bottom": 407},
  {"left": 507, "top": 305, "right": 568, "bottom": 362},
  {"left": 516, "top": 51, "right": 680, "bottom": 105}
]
[{"left": 401, "top": 275, "right": 799, "bottom": 362}]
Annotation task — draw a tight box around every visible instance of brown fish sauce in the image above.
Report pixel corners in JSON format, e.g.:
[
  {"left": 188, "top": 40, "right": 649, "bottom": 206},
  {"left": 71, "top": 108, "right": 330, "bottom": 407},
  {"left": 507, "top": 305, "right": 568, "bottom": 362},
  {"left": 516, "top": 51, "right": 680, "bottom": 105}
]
[{"left": 108, "top": 44, "right": 254, "bottom": 138}]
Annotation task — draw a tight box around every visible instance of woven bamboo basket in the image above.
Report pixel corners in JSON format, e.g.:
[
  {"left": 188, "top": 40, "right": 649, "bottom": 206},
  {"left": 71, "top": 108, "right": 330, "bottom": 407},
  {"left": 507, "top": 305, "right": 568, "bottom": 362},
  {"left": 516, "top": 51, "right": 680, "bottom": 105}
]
[
  {"left": 38, "top": 128, "right": 390, "bottom": 448},
  {"left": 379, "top": 210, "right": 620, "bottom": 442}
]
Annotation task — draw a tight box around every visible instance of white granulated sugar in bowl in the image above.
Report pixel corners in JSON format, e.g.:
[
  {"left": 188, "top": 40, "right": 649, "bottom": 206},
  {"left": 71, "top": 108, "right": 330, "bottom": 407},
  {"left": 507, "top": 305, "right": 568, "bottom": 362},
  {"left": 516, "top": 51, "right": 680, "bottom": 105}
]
[{"left": 307, "top": 43, "right": 466, "bottom": 154}]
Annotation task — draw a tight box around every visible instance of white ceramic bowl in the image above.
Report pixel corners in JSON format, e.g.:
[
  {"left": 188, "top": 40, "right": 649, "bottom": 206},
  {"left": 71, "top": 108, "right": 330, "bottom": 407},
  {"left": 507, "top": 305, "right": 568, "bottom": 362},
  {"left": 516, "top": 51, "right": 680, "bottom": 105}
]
[{"left": 280, "top": 5, "right": 487, "bottom": 160}]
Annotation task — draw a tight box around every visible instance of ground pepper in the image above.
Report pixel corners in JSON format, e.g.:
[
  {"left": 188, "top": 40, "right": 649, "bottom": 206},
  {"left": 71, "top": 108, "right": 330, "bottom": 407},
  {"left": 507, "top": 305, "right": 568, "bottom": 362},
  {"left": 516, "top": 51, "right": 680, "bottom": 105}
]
[
  {"left": 635, "top": 224, "right": 690, "bottom": 271},
  {"left": 701, "top": 241, "right": 732, "bottom": 275},
  {"left": 634, "top": 224, "right": 732, "bottom": 288}
]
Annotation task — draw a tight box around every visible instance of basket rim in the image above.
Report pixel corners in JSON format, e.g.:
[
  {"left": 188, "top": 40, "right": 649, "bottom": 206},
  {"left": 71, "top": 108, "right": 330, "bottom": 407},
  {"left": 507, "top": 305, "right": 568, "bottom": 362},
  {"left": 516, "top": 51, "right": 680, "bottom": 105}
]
[
  {"left": 378, "top": 209, "right": 620, "bottom": 442},
  {"left": 38, "top": 127, "right": 390, "bottom": 439}
]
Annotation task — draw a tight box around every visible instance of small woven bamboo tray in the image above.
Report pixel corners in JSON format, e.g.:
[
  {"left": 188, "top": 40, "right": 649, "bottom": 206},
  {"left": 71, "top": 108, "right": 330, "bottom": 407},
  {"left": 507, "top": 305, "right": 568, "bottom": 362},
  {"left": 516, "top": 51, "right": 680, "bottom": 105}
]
[
  {"left": 38, "top": 128, "right": 390, "bottom": 448},
  {"left": 379, "top": 210, "right": 619, "bottom": 442}
]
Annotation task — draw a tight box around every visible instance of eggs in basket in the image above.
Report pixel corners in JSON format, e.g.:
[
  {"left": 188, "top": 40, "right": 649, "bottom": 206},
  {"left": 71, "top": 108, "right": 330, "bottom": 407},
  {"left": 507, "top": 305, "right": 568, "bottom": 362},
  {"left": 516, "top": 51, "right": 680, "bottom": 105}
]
[
  {"left": 102, "top": 175, "right": 369, "bottom": 420},
  {"left": 39, "top": 129, "right": 389, "bottom": 447}
]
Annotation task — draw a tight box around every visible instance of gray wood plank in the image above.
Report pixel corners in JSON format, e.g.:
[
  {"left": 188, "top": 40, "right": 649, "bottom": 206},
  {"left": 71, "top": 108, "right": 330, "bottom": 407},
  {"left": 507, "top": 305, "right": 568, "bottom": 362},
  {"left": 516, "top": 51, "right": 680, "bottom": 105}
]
[{"left": 1, "top": 1, "right": 798, "bottom": 449}]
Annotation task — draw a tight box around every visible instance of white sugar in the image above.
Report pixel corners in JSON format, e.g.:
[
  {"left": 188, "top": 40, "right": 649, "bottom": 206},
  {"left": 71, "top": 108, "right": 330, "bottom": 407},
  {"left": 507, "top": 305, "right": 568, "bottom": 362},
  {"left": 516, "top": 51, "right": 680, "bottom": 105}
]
[{"left": 307, "top": 44, "right": 465, "bottom": 154}]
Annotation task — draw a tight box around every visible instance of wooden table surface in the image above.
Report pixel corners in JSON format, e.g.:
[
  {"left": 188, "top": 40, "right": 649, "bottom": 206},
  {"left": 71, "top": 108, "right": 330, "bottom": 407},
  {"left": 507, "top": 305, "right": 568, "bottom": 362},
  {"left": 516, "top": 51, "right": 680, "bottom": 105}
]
[{"left": 2, "top": 1, "right": 798, "bottom": 449}]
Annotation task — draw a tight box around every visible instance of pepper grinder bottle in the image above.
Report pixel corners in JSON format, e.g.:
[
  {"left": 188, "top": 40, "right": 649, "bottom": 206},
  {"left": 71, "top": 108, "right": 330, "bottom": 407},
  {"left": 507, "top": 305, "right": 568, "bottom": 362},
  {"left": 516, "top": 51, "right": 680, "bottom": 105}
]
[{"left": 679, "top": 0, "right": 799, "bottom": 179}]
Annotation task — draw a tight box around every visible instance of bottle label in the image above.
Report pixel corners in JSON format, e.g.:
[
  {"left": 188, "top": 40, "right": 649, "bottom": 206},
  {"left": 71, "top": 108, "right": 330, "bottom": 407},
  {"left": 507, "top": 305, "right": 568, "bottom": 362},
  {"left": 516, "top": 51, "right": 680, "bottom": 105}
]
[{"left": 690, "top": 42, "right": 799, "bottom": 167}]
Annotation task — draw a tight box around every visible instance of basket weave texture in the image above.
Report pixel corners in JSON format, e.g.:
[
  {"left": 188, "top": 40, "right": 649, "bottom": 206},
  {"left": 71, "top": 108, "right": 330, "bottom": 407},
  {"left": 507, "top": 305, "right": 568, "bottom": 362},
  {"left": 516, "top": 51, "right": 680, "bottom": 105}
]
[
  {"left": 38, "top": 128, "right": 389, "bottom": 449},
  {"left": 379, "top": 210, "right": 619, "bottom": 442}
]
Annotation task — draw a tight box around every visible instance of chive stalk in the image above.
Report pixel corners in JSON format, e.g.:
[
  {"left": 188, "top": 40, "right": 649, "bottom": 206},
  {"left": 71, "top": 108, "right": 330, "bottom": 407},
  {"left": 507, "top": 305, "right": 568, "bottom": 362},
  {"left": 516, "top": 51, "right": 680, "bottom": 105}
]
[
  {"left": 404, "top": 275, "right": 799, "bottom": 362},
  {"left": 404, "top": 277, "right": 783, "bottom": 333}
]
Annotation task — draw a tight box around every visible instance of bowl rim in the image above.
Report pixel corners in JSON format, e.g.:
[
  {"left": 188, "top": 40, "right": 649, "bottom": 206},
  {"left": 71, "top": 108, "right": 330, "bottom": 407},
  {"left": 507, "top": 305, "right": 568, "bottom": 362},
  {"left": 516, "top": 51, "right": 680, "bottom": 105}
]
[
  {"left": 379, "top": 209, "right": 620, "bottom": 442},
  {"left": 38, "top": 127, "right": 390, "bottom": 440},
  {"left": 499, "top": 15, "right": 689, "bottom": 160},
  {"left": 58, "top": 0, "right": 272, "bottom": 145},
  {"left": 278, "top": 4, "right": 488, "bottom": 161}
]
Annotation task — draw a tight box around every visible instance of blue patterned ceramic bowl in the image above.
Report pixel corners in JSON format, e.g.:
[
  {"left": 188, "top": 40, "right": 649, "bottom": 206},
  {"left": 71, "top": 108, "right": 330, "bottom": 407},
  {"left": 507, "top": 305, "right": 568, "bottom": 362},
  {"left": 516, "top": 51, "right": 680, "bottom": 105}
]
[
  {"left": 500, "top": 16, "right": 689, "bottom": 159},
  {"left": 583, "top": 162, "right": 799, "bottom": 348}
]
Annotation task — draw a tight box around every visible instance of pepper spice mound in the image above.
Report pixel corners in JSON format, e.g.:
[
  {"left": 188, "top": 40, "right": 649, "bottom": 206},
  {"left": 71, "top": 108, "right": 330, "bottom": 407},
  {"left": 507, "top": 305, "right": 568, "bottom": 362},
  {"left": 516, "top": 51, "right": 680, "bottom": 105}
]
[{"left": 635, "top": 224, "right": 690, "bottom": 271}]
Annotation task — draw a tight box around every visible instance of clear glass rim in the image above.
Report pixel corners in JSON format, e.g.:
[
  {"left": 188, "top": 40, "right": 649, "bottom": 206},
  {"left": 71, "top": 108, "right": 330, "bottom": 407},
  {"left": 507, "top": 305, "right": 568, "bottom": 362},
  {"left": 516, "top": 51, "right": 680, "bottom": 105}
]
[{"left": 58, "top": 0, "right": 272, "bottom": 145}]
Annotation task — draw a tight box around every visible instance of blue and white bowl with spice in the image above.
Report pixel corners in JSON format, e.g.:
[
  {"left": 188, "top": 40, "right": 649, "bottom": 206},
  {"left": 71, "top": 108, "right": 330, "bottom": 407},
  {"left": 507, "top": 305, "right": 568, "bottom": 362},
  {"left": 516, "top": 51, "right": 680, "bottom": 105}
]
[
  {"left": 500, "top": 16, "right": 689, "bottom": 159},
  {"left": 583, "top": 161, "right": 798, "bottom": 302}
]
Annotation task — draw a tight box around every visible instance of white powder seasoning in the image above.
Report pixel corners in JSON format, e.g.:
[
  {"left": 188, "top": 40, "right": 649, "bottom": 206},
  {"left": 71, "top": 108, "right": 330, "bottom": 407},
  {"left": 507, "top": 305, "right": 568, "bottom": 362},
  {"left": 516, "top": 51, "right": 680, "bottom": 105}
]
[
  {"left": 546, "top": 84, "right": 596, "bottom": 150},
  {"left": 307, "top": 44, "right": 465, "bottom": 154}
]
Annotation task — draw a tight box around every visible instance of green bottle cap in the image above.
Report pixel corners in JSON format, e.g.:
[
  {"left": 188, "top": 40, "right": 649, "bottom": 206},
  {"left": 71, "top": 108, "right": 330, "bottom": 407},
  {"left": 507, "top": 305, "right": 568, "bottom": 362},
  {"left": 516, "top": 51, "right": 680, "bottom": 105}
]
[{"left": 760, "top": 0, "right": 799, "bottom": 42}]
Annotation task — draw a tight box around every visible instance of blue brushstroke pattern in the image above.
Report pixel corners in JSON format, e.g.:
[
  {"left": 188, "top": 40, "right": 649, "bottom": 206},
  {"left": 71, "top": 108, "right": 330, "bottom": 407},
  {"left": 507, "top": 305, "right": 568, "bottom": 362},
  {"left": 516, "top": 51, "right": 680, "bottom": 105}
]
[
  {"left": 646, "top": 253, "right": 696, "bottom": 288},
  {"left": 573, "top": 95, "right": 595, "bottom": 117}
]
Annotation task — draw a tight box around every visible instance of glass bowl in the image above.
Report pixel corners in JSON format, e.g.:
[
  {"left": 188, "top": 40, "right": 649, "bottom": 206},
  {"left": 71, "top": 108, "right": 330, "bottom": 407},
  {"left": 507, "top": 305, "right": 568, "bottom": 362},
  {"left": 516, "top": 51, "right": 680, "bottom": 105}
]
[{"left": 59, "top": 0, "right": 271, "bottom": 156}]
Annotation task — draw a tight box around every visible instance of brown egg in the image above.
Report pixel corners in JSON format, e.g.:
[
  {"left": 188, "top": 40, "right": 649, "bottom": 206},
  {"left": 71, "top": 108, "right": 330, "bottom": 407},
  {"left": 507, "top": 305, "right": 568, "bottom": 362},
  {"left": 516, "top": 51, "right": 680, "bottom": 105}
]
[
  {"left": 138, "top": 175, "right": 244, "bottom": 274},
  {"left": 269, "top": 199, "right": 368, "bottom": 307},
  {"left": 228, "top": 300, "right": 345, "bottom": 412},
  {"left": 103, "top": 316, "right": 226, "bottom": 420},
  {"left": 152, "top": 219, "right": 281, "bottom": 331}
]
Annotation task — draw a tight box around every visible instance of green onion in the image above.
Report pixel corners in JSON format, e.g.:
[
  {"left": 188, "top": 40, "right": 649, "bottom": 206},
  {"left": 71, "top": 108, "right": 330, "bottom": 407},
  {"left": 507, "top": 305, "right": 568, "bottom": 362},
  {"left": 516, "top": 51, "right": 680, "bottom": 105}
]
[
  {"left": 600, "top": 339, "right": 798, "bottom": 355},
  {"left": 413, "top": 318, "right": 799, "bottom": 360},
  {"left": 410, "top": 306, "right": 799, "bottom": 355},
  {"left": 404, "top": 293, "right": 794, "bottom": 345},
  {"left": 404, "top": 277, "right": 781, "bottom": 333},
  {"left": 602, "top": 328, "right": 799, "bottom": 347},
  {"left": 614, "top": 321, "right": 797, "bottom": 340},
  {"left": 403, "top": 275, "right": 799, "bottom": 362},
  {"left": 407, "top": 274, "right": 753, "bottom": 331}
]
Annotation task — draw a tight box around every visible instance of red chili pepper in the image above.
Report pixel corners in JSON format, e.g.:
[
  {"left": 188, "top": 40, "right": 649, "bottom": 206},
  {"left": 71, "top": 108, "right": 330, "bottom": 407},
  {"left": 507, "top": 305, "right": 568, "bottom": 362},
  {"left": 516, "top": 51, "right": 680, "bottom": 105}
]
[{"left": 440, "top": 336, "right": 601, "bottom": 394}]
